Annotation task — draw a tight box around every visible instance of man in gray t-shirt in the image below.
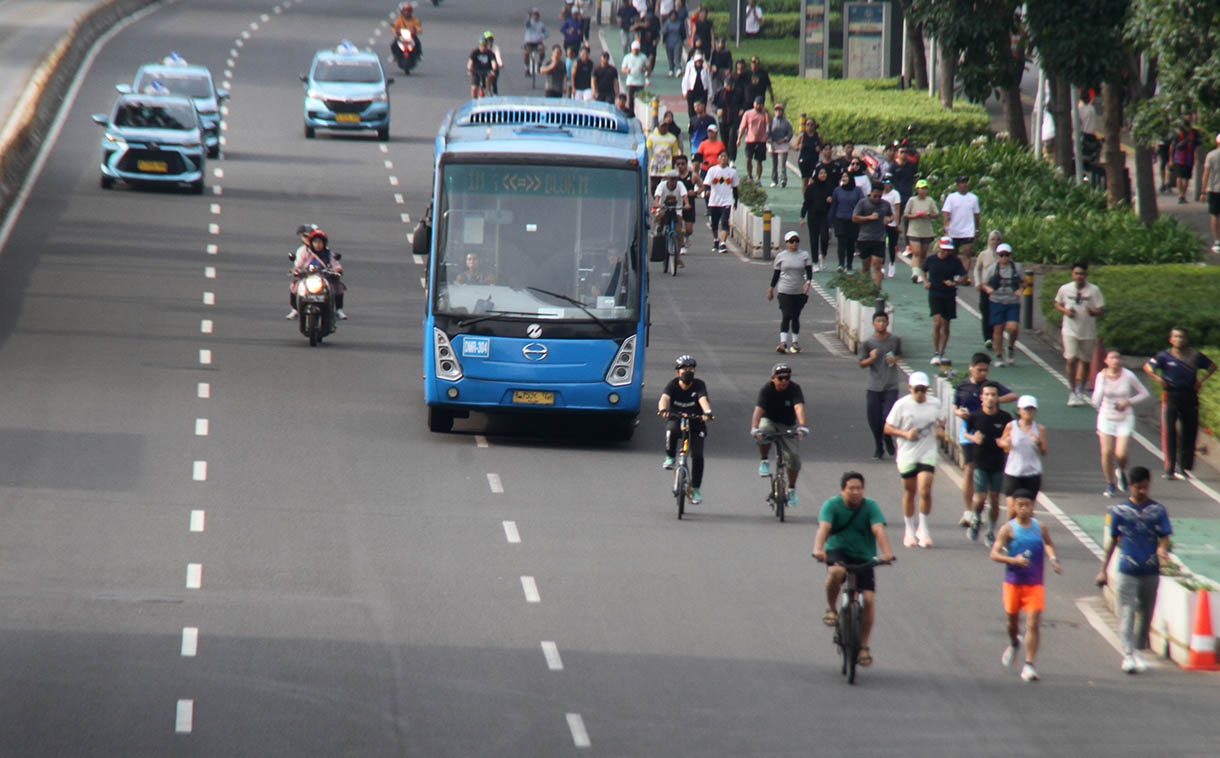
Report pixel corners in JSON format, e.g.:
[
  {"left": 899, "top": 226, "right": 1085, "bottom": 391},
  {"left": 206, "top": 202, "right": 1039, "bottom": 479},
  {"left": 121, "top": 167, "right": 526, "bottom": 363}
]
[
  {"left": 852, "top": 184, "right": 893, "bottom": 287},
  {"left": 858, "top": 311, "right": 902, "bottom": 458}
]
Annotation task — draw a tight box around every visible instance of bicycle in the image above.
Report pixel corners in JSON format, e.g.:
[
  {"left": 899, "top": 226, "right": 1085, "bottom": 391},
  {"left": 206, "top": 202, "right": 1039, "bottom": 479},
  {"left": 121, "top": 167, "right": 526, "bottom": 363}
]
[
  {"left": 825, "top": 557, "right": 891, "bottom": 684},
  {"left": 663, "top": 410, "right": 712, "bottom": 519},
  {"left": 759, "top": 428, "right": 800, "bottom": 522},
  {"left": 472, "top": 69, "right": 494, "bottom": 98},
  {"left": 525, "top": 43, "right": 544, "bottom": 89},
  {"left": 656, "top": 203, "right": 681, "bottom": 277}
]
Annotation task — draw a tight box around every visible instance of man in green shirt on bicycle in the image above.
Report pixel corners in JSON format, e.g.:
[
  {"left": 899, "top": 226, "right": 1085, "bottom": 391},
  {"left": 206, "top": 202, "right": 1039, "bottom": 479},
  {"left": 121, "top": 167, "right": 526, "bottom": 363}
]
[{"left": 813, "top": 471, "right": 896, "bottom": 666}]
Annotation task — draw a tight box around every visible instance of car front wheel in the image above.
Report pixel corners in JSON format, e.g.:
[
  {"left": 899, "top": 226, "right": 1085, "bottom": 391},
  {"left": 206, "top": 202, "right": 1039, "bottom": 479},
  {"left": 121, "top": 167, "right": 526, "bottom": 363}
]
[{"left": 304, "top": 123, "right": 316, "bottom": 139}]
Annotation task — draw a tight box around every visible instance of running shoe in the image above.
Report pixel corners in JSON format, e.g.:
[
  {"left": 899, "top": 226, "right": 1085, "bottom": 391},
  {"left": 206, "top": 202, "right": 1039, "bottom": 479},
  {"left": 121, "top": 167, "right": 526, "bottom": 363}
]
[
  {"left": 812, "top": 262, "right": 823, "bottom": 272},
  {"left": 1020, "top": 663, "right": 1039, "bottom": 681},
  {"left": 285, "top": 309, "right": 298, "bottom": 319},
  {"left": 916, "top": 528, "right": 933, "bottom": 548},
  {"left": 984, "top": 339, "right": 993, "bottom": 351},
  {"left": 787, "top": 490, "right": 798, "bottom": 507},
  {"left": 662, "top": 456, "right": 675, "bottom": 470},
  {"left": 968, "top": 513, "right": 981, "bottom": 541},
  {"left": 1117, "top": 467, "right": 1128, "bottom": 491},
  {"left": 1121, "top": 655, "right": 1137, "bottom": 673},
  {"left": 758, "top": 460, "right": 770, "bottom": 477},
  {"left": 776, "top": 344, "right": 788, "bottom": 354},
  {"left": 679, "top": 246, "right": 688, "bottom": 255},
  {"left": 903, "top": 529, "right": 917, "bottom": 548},
  {"left": 788, "top": 343, "right": 800, "bottom": 354},
  {"left": 1066, "top": 392, "right": 1081, "bottom": 407},
  {"left": 929, "top": 354, "right": 942, "bottom": 365},
  {"left": 769, "top": 181, "right": 777, "bottom": 188},
  {"left": 1163, "top": 470, "right": 1179, "bottom": 480},
  {"left": 959, "top": 511, "right": 973, "bottom": 527},
  {"left": 1004, "top": 346, "right": 1015, "bottom": 365},
  {"left": 887, "top": 262, "right": 896, "bottom": 278},
  {"left": 1133, "top": 652, "right": 1148, "bottom": 673},
  {"left": 992, "top": 357, "right": 1005, "bottom": 368},
  {"left": 836, "top": 265, "right": 845, "bottom": 273},
  {"left": 1001, "top": 642, "right": 1019, "bottom": 667},
  {"left": 1103, "top": 484, "right": 1121, "bottom": 497},
  {"left": 984, "top": 528, "right": 996, "bottom": 548},
  {"left": 337, "top": 309, "right": 348, "bottom": 320},
  {"left": 690, "top": 487, "right": 702, "bottom": 505}
]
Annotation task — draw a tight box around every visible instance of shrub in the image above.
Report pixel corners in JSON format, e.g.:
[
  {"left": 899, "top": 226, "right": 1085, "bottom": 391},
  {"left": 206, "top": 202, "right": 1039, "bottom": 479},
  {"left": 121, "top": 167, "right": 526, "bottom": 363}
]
[
  {"left": 771, "top": 75, "right": 991, "bottom": 147},
  {"left": 723, "top": 37, "right": 800, "bottom": 77},
  {"left": 739, "top": 178, "right": 768, "bottom": 215},
  {"left": 709, "top": 11, "right": 800, "bottom": 39},
  {"left": 1037, "top": 265, "right": 1220, "bottom": 355},
  {"left": 920, "top": 142, "right": 1201, "bottom": 265},
  {"left": 829, "top": 270, "right": 889, "bottom": 304},
  {"left": 1200, "top": 347, "right": 1220, "bottom": 438},
  {"left": 701, "top": 0, "right": 804, "bottom": 11}
]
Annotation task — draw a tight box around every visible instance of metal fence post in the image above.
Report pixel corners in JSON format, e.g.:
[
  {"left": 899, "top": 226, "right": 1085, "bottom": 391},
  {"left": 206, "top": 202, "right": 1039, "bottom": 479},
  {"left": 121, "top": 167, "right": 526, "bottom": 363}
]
[
  {"left": 1022, "top": 270, "right": 1034, "bottom": 329},
  {"left": 650, "top": 97, "right": 659, "bottom": 131},
  {"left": 762, "top": 207, "right": 772, "bottom": 260}
]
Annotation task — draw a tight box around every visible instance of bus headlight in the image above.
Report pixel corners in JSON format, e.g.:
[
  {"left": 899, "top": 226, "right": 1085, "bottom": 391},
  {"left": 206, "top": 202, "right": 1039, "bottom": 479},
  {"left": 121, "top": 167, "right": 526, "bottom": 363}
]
[
  {"left": 604, "top": 335, "right": 636, "bottom": 387},
  {"left": 434, "top": 327, "right": 463, "bottom": 381}
]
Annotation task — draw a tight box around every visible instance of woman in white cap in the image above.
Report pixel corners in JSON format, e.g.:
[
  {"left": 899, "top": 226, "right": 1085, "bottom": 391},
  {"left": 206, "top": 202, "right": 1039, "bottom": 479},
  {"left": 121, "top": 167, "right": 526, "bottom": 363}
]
[
  {"left": 884, "top": 372, "right": 945, "bottom": 548},
  {"left": 999, "top": 395, "right": 1048, "bottom": 516},
  {"left": 767, "top": 231, "right": 813, "bottom": 354}
]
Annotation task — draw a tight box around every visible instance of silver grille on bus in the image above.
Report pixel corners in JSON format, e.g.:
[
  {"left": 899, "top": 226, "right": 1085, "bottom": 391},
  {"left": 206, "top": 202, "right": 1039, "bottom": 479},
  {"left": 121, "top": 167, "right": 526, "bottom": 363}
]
[{"left": 461, "top": 106, "right": 627, "bottom": 133}]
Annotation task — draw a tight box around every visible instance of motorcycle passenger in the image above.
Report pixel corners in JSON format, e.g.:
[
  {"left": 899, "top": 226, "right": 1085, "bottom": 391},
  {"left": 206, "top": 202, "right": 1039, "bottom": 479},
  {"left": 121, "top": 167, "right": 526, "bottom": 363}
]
[
  {"left": 523, "top": 8, "right": 547, "bottom": 74},
  {"left": 482, "top": 31, "right": 503, "bottom": 94},
  {"left": 659, "top": 355, "right": 713, "bottom": 505},
  {"left": 653, "top": 168, "right": 691, "bottom": 258},
  {"left": 468, "top": 37, "right": 497, "bottom": 98},
  {"left": 291, "top": 229, "right": 346, "bottom": 320},
  {"left": 751, "top": 363, "right": 810, "bottom": 507},
  {"left": 390, "top": 3, "right": 422, "bottom": 64},
  {"left": 286, "top": 224, "right": 317, "bottom": 318}
]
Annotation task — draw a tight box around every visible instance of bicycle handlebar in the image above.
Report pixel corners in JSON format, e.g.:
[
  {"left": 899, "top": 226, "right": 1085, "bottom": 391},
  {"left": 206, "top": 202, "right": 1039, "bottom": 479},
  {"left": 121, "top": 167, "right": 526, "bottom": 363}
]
[{"left": 660, "top": 410, "right": 714, "bottom": 421}]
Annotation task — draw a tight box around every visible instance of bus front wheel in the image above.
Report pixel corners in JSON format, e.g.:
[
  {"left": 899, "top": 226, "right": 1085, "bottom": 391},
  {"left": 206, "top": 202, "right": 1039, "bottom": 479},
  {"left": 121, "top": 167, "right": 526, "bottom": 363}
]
[{"left": 427, "top": 407, "right": 454, "bottom": 433}]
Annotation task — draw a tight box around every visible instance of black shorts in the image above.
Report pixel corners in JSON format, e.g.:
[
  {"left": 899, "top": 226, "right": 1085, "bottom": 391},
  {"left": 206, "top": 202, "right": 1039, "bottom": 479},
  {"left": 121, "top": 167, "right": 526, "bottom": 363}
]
[
  {"left": 1209, "top": 192, "right": 1220, "bottom": 216},
  {"left": 928, "top": 293, "right": 957, "bottom": 320},
  {"left": 1003, "top": 473, "right": 1042, "bottom": 497},
  {"left": 857, "top": 240, "right": 886, "bottom": 258},
  {"left": 952, "top": 237, "right": 974, "bottom": 250},
  {"left": 899, "top": 462, "right": 936, "bottom": 479},
  {"left": 1174, "top": 163, "right": 1193, "bottom": 181},
  {"left": 682, "top": 206, "right": 696, "bottom": 223},
  {"left": 826, "top": 549, "right": 876, "bottom": 592},
  {"left": 471, "top": 71, "right": 492, "bottom": 86},
  {"left": 798, "top": 158, "right": 814, "bottom": 179},
  {"left": 962, "top": 443, "right": 979, "bottom": 465},
  {"left": 745, "top": 142, "right": 766, "bottom": 161}
]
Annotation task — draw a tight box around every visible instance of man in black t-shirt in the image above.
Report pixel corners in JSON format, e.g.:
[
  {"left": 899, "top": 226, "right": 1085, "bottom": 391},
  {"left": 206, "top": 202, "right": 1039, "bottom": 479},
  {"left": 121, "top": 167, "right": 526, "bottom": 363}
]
[
  {"left": 965, "top": 382, "right": 1014, "bottom": 544},
  {"left": 659, "top": 355, "right": 713, "bottom": 505},
  {"left": 617, "top": 2, "right": 639, "bottom": 55},
  {"left": 922, "top": 236, "right": 968, "bottom": 364},
  {"left": 592, "top": 51, "right": 619, "bottom": 104},
  {"left": 751, "top": 363, "right": 809, "bottom": 507},
  {"left": 467, "top": 39, "right": 497, "bottom": 98},
  {"left": 747, "top": 57, "right": 774, "bottom": 107},
  {"left": 1144, "top": 326, "right": 1217, "bottom": 477}
]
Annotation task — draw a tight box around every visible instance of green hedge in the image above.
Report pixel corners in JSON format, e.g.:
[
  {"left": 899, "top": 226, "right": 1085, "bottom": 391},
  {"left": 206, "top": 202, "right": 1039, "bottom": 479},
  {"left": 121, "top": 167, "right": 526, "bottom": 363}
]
[
  {"left": 920, "top": 142, "right": 1201, "bottom": 265},
  {"left": 701, "top": 0, "right": 804, "bottom": 11},
  {"left": 1201, "top": 348, "right": 1220, "bottom": 437},
  {"left": 771, "top": 75, "right": 991, "bottom": 148},
  {"left": 1037, "top": 266, "right": 1220, "bottom": 356},
  {"left": 709, "top": 11, "right": 800, "bottom": 39},
  {"left": 726, "top": 37, "right": 799, "bottom": 76}
]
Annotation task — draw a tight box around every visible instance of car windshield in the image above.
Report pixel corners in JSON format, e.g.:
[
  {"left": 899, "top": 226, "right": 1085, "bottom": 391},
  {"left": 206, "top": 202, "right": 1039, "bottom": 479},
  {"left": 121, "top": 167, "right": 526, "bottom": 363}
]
[
  {"left": 433, "top": 163, "right": 641, "bottom": 322},
  {"left": 137, "top": 72, "right": 213, "bottom": 99},
  {"left": 113, "top": 100, "right": 197, "bottom": 130},
  {"left": 312, "top": 59, "right": 383, "bottom": 83}
]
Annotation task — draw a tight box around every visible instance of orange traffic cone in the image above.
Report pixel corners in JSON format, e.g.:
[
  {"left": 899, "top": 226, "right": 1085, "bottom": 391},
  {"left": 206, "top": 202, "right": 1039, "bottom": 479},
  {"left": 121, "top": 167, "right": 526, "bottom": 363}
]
[{"left": 1182, "top": 589, "right": 1220, "bottom": 671}]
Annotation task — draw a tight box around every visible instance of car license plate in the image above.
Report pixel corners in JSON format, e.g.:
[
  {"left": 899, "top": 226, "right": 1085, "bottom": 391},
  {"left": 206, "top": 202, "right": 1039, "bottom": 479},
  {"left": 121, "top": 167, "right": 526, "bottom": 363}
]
[
  {"left": 136, "top": 160, "right": 168, "bottom": 172},
  {"left": 512, "top": 391, "right": 554, "bottom": 405},
  {"left": 335, "top": 113, "right": 361, "bottom": 123}
]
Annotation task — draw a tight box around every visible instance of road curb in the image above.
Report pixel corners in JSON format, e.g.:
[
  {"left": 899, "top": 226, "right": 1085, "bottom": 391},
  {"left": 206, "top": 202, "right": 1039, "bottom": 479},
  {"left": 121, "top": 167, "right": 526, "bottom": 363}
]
[{"left": 0, "top": 0, "right": 162, "bottom": 231}]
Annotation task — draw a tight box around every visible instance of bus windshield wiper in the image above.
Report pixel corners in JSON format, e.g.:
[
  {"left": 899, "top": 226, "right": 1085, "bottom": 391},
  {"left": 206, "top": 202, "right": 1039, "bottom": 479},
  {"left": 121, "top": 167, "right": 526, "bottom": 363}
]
[
  {"left": 525, "top": 286, "right": 612, "bottom": 335},
  {"left": 456, "top": 310, "right": 540, "bottom": 327}
]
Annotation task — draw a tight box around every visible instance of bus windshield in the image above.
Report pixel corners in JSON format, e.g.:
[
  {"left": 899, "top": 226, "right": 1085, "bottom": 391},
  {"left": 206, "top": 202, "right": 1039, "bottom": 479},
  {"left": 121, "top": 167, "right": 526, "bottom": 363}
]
[{"left": 433, "top": 162, "right": 641, "bottom": 322}]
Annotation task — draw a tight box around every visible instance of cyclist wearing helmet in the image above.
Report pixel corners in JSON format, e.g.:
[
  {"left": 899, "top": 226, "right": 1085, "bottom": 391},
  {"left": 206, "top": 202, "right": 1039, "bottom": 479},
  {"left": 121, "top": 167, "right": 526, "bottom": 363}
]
[
  {"left": 468, "top": 36, "right": 498, "bottom": 98},
  {"left": 289, "top": 229, "right": 346, "bottom": 320},
  {"left": 658, "top": 355, "right": 713, "bottom": 505},
  {"left": 482, "top": 30, "right": 503, "bottom": 94},
  {"left": 523, "top": 8, "right": 548, "bottom": 74},
  {"left": 751, "top": 363, "right": 809, "bottom": 507},
  {"left": 391, "top": 3, "right": 423, "bottom": 62}
]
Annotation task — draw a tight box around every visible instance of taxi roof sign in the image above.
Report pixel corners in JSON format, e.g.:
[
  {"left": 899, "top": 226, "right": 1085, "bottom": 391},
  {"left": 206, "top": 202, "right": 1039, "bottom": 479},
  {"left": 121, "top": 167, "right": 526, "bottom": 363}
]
[
  {"left": 336, "top": 40, "right": 359, "bottom": 54},
  {"left": 162, "top": 52, "right": 188, "bottom": 66}
]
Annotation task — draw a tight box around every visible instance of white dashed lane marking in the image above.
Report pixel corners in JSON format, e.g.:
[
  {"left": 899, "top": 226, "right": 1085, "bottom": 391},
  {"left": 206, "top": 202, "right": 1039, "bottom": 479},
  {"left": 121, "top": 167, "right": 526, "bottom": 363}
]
[
  {"left": 186, "top": 563, "right": 203, "bottom": 589},
  {"left": 384, "top": 160, "right": 393, "bottom": 169},
  {"left": 502, "top": 521, "right": 520, "bottom": 543},
  {"left": 521, "top": 576, "right": 540, "bottom": 603},
  {"left": 566, "top": 714, "right": 590, "bottom": 748},
  {"left": 204, "top": 266, "right": 216, "bottom": 278},
  {"left": 225, "top": 58, "right": 234, "bottom": 67},
  {"left": 195, "top": 418, "right": 209, "bottom": 436},
  {"left": 228, "top": 48, "right": 237, "bottom": 58},
  {"left": 213, "top": 168, "right": 223, "bottom": 178},
  {"left": 202, "top": 292, "right": 215, "bottom": 305},
  {"left": 190, "top": 510, "right": 205, "bottom": 532},
  {"left": 235, "top": 38, "right": 244, "bottom": 47},
  {"left": 200, "top": 319, "right": 213, "bottom": 334},
  {"left": 541, "top": 641, "right": 563, "bottom": 670},
  {"left": 175, "top": 700, "right": 194, "bottom": 733},
  {"left": 199, "top": 349, "right": 212, "bottom": 365},
  {"left": 192, "top": 461, "right": 207, "bottom": 481},
  {"left": 380, "top": 144, "right": 388, "bottom": 153},
  {"left": 388, "top": 176, "right": 399, "bottom": 186},
  {"left": 393, "top": 193, "right": 404, "bottom": 204},
  {"left": 261, "top": 12, "right": 269, "bottom": 21},
  {"left": 208, "top": 223, "right": 219, "bottom": 234},
  {"left": 212, "top": 186, "right": 222, "bottom": 195},
  {"left": 197, "top": 382, "right": 210, "bottom": 399},
  {"left": 206, "top": 243, "right": 218, "bottom": 254},
  {"left": 181, "top": 627, "right": 198, "bottom": 657},
  {"left": 400, "top": 213, "right": 411, "bottom": 224},
  {"left": 412, "top": 253, "right": 424, "bottom": 265},
  {"left": 487, "top": 473, "right": 503, "bottom": 493}
]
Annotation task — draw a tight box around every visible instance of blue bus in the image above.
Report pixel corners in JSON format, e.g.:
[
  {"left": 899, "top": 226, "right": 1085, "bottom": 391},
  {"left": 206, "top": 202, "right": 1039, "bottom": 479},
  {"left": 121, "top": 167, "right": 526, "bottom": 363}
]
[{"left": 423, "top": 98, "right": 648, "bottom": 437}]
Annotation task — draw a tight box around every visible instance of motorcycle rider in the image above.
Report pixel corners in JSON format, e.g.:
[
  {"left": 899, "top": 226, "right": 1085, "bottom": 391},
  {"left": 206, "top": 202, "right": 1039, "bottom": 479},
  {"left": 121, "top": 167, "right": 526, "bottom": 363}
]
[
  {"left": 289, "top": 229, "right": 346, "bottom": 320},
  {"left": 523, "top": 9, "right": 547, "bottom": 75},
  {"left": 286, "top": 224, "right": 316, "bottom": 318},
  {"left": 390, "top": 3, "right": 422, "bottom": 67}
]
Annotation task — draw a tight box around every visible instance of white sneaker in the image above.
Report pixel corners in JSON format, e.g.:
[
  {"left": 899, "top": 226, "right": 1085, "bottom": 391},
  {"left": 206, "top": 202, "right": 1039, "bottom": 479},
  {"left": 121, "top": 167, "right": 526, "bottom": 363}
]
[
  {"left": 958, "top": 511, "right": 973, "bottom": 527},
  {"left": 1133, "top": 652, "right": 1148, "bottom": 673},
  {"left": 993, "top": 357, "right": 1006, "bottom": 368},
  {"left": 1001, "top": 643, "right": 1019, "bottom": 667},
  {"left": 887, "top": 262, "right": 896, "bottom": 278},
  {"left": 769, "top": 181, "right": 777, "bottom": 188},
  {"left": 916, "top": 528, "right": 933, "bottom": 548},
  {"left": 337, "top": 309, "right": 348, "bottom": 320},
  {"left": 1004, "top": 346, "right": 1014, "bottom": 365},
  {"left": 1121, "top": 655, "right": 1136, "bottom": 673},
  {"left": 679, "top": 246, "right": 688, "bottom": 255},
  {"left": 929, "top": 354, "right": 941, "bottom": 365},
  {"left": 812, "top": 262, "right": 823, "bottom": 272},
  {"left": 1066, "top": 391, "right": 1080, "bottom": 407},
  {"left": 1020, "top": 663, "right": 1039, "bottom": 681},
  {"left": 903, "top": 529, "right": 917, "bottom": 548},
  {"left": 285, "top": 309, "right": 298, "bottom": 319}
]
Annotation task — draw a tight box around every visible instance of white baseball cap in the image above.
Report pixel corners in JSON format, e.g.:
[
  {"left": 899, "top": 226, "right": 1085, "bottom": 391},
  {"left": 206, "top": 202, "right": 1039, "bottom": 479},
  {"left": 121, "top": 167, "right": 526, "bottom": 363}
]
[
  {"left": 784, "top": 230, "right": 800, "bottom": 242},
  {"left": 631, "top": 40, "right": 640, "bottom": 50},
  {"left": 706, "top": 123, "right": 718, "bottom": 131},
  {"left": 908, "top": 371, "right": 930, "bottom": 388},
  {"left": 1018, "top": 394, "right": 1038, "bottom": 409},
  {"left": 996, "top": 243, "right": 1013, "bottom": 254}
]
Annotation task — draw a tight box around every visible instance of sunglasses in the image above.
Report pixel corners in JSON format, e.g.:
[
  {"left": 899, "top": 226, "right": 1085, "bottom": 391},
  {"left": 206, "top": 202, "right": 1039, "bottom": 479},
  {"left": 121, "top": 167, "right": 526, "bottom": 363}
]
[
  {"left": 912, "top": 386, "right": 929, "bottom": 392},
  {"left": 998, "top": 252, "right": 1011, "bottom": 256},
  {"left": 774, "top": 375, "right": 791, "bottom": 381}
]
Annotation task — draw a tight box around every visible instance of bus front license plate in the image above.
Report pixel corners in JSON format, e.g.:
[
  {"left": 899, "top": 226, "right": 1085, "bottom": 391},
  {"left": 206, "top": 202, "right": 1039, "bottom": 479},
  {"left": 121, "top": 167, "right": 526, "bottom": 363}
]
[{"left": 512, "top": 391, "right": 554, "bottom": 405}]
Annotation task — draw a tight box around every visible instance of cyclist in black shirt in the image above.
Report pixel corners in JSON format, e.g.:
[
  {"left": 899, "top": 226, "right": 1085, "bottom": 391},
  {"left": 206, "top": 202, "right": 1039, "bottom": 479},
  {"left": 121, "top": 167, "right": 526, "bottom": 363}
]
[
  {"left": 659, "top": 355, "right": 713, "bottom": 504},
  {"left": 467, "top": 37, "right": 498, "bottom": 99},
  {"left": 751, "top": 363, "right": 810, "bottom": 507}
]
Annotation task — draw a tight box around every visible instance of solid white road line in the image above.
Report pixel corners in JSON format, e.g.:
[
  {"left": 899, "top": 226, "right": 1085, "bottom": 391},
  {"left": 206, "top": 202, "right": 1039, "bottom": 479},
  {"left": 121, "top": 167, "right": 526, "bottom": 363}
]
[
  {"left": 487, "top": 473, "right": 503, "bottom": 493},
  {"left": 566, "top": 713, "right": 590, "bottom": 748},
  {"left": 521, "top": 576, "right": 540, "bottom": 603},
  {"left": 195, "top": 418, "right": 209, "bottom": 436},
  {"left": 199, "top": 349, "right": 212, "bottom": 365},
  {"left": 181, "top": 627, "right": 198, "bottom": 657},
  {"left": 502, "top": 520, "right": 520, "bottom": 543},
  {"left": 541, "top": 641, "right": 563, "bottom": 670},
  {"left": 200, "top": 319, "right": 212, "bottom": 334},
  {"left": 175, "top": 699, "right": 193, "bottom": 733},
  {"left": 197, "top": 382, "right": 210, "bottom": 399},
  {"left": 189, "top": 510, "right": 205, "bottom": 532},
  {"left": 192, "top": 461, "right": 207, "bottom": 481},
  {"left": 475, "top": 434, "right": 489, "bottom": 448},
  {"left": 186, "top": 563, "right": 202, "bottom": 589},
  {"left": 202, "top": 292, "right": 215, "bottom": 305},
  {"left": 204, "top": 266, "right": 216, "bottom": 279},
  {"left": 206, "top": 243, "right": 218, "bottom": 254}
]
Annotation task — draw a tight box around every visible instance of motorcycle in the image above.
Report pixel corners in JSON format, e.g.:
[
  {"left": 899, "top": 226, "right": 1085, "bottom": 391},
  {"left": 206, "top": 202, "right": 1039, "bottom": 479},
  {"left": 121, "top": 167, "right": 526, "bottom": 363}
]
[
  {"left": 393, "top": 28, "right": 420, "bottom": 73},
  {"left": 293, "top": 264, "right": 341, "bottom": 346}
]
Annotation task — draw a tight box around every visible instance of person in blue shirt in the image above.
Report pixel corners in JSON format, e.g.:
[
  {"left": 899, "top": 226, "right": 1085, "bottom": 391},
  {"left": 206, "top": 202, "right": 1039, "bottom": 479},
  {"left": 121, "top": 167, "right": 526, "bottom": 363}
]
[
  {"left": 990, "top": 489, "right": 1062, "bottom": 682},
  {"left": 1143, "top": 327, "right": 1216, "bottom": 479},
  {"left": 952, "top": 353, "right": 1016, "bottom": 530},
  {"left": 1096, "top": 466, "right": 1172, "bottom": 673}
]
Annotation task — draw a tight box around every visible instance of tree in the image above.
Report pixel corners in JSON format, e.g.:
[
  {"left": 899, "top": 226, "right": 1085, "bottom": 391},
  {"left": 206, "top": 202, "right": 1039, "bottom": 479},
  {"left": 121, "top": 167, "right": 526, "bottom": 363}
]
[
  {"left": 1127, "top": 1, "right": 1220, "bottom": 144},
  {"left": 897, "top": 0, "right": 929, "bottom": 90}
]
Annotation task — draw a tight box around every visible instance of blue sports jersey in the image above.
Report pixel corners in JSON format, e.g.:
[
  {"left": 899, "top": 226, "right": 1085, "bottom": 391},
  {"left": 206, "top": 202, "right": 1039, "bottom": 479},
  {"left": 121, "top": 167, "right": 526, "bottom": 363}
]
[
  {"left": 1004, "top": 518, "right": 1044, "bottom": 587},
  {"left": 1109, "top": 499, "right": 1172, "bottom": 576}
]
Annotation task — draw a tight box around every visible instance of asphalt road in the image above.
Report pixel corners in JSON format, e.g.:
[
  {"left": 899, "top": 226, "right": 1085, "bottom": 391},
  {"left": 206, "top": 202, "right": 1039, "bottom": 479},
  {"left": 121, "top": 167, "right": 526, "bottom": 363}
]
[{"left": 0, "top": 1, "right": 1216, "bottom": 755}]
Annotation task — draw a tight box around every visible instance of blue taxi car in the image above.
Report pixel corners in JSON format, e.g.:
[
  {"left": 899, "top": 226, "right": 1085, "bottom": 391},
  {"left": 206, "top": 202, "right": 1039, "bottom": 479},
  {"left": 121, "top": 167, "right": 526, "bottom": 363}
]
[
  {"left": 301, "top": 41, "right": 393, "bottom": 141},
  {"left": 118, "top": 53, "right": 227, "bottom": 158},
  {"left": 91, "top": 90, "right": 206, "bottom": 193}
]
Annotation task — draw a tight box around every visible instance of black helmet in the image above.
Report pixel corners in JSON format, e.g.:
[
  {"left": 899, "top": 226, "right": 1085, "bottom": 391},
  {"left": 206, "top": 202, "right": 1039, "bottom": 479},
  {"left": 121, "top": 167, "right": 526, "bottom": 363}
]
[
  {"left": 674, "top": 354, "right": 696, "bottom": 370},
  {"left": 771, "top": 362, "right": 792, "bottom": 377}
]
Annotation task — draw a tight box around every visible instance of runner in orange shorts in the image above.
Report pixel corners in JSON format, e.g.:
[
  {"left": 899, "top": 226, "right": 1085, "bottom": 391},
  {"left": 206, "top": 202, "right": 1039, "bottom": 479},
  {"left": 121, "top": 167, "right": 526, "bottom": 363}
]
[{"left": 990, "top": 490, "right": 1061, "bottom": 682}]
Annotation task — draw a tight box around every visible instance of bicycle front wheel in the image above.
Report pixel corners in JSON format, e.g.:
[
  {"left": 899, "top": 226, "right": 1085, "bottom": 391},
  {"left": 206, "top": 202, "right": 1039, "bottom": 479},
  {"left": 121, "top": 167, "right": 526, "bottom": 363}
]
[
  {"left": 668, "top": 231, "right": 679, "bottom": 277},
  {"left": 845, "top": 600, "right": 862, "bottom": 684},
  {"left": 774, "top": 471, "right": 787, "bottom": 523},
  {"left": 675, "top": 466, "right": 687, "bottom": 519}
]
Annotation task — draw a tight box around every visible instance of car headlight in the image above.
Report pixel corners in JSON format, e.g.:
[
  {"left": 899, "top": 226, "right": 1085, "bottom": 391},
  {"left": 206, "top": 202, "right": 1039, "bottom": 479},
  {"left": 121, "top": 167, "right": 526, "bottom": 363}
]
[
  {"left": 306, "top": 89, "right": 323, "bottom": 100},
  {"left": 105, "top": 133, "right": 126, "bottom": 145},
  {"left": 372, "top": 91, "right": 388, "bottom": 102},
  {"left": 304, "top": 274, "right": 325, "bottom": 294}
]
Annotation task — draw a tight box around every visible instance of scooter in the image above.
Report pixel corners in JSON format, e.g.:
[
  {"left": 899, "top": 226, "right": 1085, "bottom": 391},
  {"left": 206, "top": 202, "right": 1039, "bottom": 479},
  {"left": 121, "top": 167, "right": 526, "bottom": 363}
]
[
  {"left": 393, "top": 28, "right": 420, "bottom": 73},
  {"left": 293, "top": 265, "right": 340, "bottom": 346}
]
